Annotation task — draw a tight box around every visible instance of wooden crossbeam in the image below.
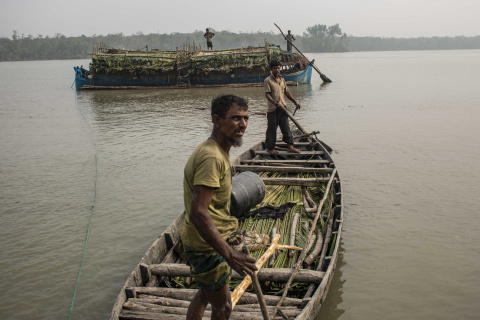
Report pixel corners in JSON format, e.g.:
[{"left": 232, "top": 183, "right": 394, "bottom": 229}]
[
  {"left": 234, "top": 165, "right": 333, "bottom": 174},
  {"left": 262, "top": 177, "right": 329, "bottom": 186},
  {"left": 240, "top": 159, "right": 329, "bottom": 165},
  {"left": 255, "top": 150, "right": 324, "bottom": 156},
  {"left": 149, "top": 263, "right": 324, "bottom": 284}
]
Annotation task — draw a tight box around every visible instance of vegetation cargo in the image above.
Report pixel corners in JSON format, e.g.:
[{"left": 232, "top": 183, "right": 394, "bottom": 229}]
[{"left": 74, "top": 43, "right": 313, "bottom": 90}]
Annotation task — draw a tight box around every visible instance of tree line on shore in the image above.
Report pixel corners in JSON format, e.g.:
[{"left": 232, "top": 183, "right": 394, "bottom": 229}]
[{"left": 0, "top": 26, "right": 479, "bottom": 61}]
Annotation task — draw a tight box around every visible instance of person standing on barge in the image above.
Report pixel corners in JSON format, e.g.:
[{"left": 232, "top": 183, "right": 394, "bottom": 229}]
[{"left": 204, "top": 28, "right": 215, "bottom": 50}]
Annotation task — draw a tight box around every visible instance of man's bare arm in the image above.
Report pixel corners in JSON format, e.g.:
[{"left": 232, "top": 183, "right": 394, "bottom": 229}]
[
  {"left": 189, "top": 185, "right": 257, "bottom": 276},
  {"left": 265, "top": 92, "right": 279, "bottom": 107},
  {"left": 285, "top": 91, "right": 300, "bottom": 109}
]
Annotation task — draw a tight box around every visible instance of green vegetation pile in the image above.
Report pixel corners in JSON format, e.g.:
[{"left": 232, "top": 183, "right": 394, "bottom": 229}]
[
  {"left": 165, "top": 171, "right": 336, "bottom": 298},
  {"left": 90, "top": 45, "right": 310, "bottom": 78}
]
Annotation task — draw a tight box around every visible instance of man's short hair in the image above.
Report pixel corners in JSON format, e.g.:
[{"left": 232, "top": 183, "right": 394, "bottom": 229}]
[
  {"left": 270, "top": 60, "right": 281, "bottom": 69},
  {"left": 211, "top": 95, "right": 248, "bottom": 119}
]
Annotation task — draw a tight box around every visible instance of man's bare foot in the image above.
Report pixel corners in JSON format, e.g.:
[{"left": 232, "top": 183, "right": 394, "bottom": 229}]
[
  {"left": 267, "top": 148, "right": 279, "bottom": 155},
  {"left": 287, "top": 145, "right": 301, "bottom": 153}
]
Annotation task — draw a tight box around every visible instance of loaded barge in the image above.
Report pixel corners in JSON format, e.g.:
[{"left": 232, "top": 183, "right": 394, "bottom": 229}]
[{"left": 74, "top": 42, "right": 312, "bottom": 90}]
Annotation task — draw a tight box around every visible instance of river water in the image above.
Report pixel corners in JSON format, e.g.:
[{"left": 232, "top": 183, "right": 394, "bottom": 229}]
[{"left": 1, "top": 50, "right": 479, "bottom": 320}]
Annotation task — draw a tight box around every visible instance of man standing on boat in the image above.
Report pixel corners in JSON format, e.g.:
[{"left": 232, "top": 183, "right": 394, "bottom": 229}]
[
  {"left": 180, "top": 95, "right": 257, "bottom": 320},
  {"left": 286, "top": 30, "right": 296, "bottom": 52},
  {"left": 204, "top": 28, "right": 215, "bottom": 50},
  {"left": 264, "top": 60, "right": 301, "bottom": 155}
]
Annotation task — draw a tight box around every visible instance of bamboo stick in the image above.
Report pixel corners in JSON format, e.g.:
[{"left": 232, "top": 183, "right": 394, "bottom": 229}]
[
  {"left": 231, "top": 235, "right": 305, "bottom": 308},
  {"left": 269, "top": 227, "right": 277, "bottom": 267},
  {"left": 231, "top": 235, "right": 280, "bottom": 308},
  {"left": 304, "top": 229, "right": 323, "bottom": 266},
  {"left": 289, "top": 213, "right": 299, "bottom": 257}
]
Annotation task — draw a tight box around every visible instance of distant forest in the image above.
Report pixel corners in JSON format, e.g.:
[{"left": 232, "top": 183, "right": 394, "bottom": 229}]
[{"left": 1, "top": 25, "right": 479, "bottom": 61}]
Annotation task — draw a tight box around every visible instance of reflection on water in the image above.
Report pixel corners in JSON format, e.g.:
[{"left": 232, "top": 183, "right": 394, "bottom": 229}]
[{"left": 1, "top": 51, "right": 480, "bottom": 320}]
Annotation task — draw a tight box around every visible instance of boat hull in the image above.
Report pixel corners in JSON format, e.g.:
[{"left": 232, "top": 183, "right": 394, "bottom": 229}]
[
  {"left": 75, "top": 66, "right": 312, "bottom": 90},
  {"left": 110, "top": 134, "right": 343, "bottom": 320}
]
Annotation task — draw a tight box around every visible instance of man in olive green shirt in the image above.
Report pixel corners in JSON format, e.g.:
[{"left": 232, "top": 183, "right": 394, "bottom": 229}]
[{"left": 180, "top": 95, "right": 257, "bottom": 320}]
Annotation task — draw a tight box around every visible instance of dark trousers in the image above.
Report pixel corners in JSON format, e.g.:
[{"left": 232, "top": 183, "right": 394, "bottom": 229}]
[{"left": 265, "top": 107, "right": 294, "bottom": 149}]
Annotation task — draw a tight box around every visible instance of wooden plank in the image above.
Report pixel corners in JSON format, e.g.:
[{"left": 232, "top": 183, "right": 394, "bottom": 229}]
[
  {"left": 123, "top": 301, "right": 301, "bottom": 319},
  {"left": 262, "top": 177, "right": 329, "bottom": 187},
  {"left": 139, "top": 263, "right": 151, "bottom": 286},
  {"left": 255, "top": 150, "right": 324, "bottom": 156},
  {"left": 132, "top": 296, "right": 301, "bottom": 313},
  {"left": 120, "top": 309, "right": 286, "bottom": 320},
  {"left": 234, "top": 165, "right": 333, "bottom": 174},
  {"left": 275, "top": 142, "right": 312, "bottom": 146},
  {"left": 240, "top": 159, "right": 329, "bottom": 165},
  {"left": 149, "top": 263, "right": 325, "bottom": 283},
  {"left": 130, "top": 287, "right": 303, "bottom": 307}
]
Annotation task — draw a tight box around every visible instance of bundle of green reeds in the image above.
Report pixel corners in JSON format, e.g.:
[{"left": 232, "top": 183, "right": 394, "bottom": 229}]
[{"left": 163, "top": 171, "right": 335, "bottom": 298}]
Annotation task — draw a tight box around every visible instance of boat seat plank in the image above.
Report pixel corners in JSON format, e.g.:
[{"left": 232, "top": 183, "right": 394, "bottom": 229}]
[
  {"left": 149, "top": 263, "right": 325, "bottom": 284},
  {"left": 262, "top": 177, "right": 329, "bottom": 186},
  {"left": 275, "top": 142, "right": 313, "bottom": 146},
  {"left": 120, "top": 309, "right": 286, "bottom": 320},
  {"left": 240, "top": 159, "right": 329, "bottom": 165},
  {"left": 234, "top": 165, "right": 333, "bottom": 174},
  {"left": 129, "top": 296, "right": 301, "bottom": 312},
  {"left": 130, "top": 287, "right": 303, "bottom": 306},
  {"left": 122, "top": 300, "right": 301, "bottom": 319},
  {"left": 255, "top": 150, "right": 324, "bottom": 156}
]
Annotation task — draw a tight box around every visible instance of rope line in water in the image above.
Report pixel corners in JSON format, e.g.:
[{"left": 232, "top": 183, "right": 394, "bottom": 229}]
[{"left": 68, "top": 99, "right": 99, "bottom": 320}]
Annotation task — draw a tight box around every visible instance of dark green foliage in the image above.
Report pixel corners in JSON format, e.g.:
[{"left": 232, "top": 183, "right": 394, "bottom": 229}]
[{"left": 1, "top": 26, "right": 478, "bottom": 61}]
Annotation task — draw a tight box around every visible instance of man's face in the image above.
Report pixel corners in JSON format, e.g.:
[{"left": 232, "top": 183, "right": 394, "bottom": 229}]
[
  {"left": 215, "top": 103, "right": 249, "bottom": 147},
  {"left": 271, "top": 65, "right": 281, "bottom": 77}
]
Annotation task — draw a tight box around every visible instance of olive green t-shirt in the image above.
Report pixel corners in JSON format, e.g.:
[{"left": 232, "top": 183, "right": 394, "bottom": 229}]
[
  {"left": 264, "top": 74, "right": 290, "bottom": 112},
  {"left": 179, "top": 138, "right": 238, "bottom": 252}
]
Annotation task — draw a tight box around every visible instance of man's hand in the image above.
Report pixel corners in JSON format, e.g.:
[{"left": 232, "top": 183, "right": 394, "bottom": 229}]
[{"left": 226, "top": 249, "right": 258, "bottom": 277}]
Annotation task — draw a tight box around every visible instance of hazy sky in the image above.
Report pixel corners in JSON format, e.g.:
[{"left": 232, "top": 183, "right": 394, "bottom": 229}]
[{"left": 1, "top": 0, "right": 479, "bottom": 39}]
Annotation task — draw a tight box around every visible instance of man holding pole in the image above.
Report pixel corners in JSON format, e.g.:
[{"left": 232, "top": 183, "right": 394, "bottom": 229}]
[
  {"left": 264, "top": 60, "right": 301, "bottom": 155},
  {"left": 286, "top": 30, "right": 295, "bottom": 52},
  {"left": 180, "top": 95, "right": 257, "bottom": 320}
]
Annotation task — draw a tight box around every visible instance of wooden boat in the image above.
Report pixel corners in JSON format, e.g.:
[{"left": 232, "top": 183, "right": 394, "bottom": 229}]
[
  {"left": 74, "top": 42, "right": 313, "bottom": 90},
  {"left": 110, "top": 130, "right": 343, "bottom": 320}
]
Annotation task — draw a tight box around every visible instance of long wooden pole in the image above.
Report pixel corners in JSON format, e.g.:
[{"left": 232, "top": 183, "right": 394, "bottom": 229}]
[
  {"left": 274, "top": 23, "right": 332, "bottom": 83},
  {"left": 242, "top": 246, "right": 270, "bottom": 320},
  {"left": 275, "top": 104, "right": 308, "bottom": 135},
  {"left": 230, "top": 234, "right": 302, "bottom": 309},
  {"left": 275, "top": 104, "right": 333, "bottom": 153}
]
